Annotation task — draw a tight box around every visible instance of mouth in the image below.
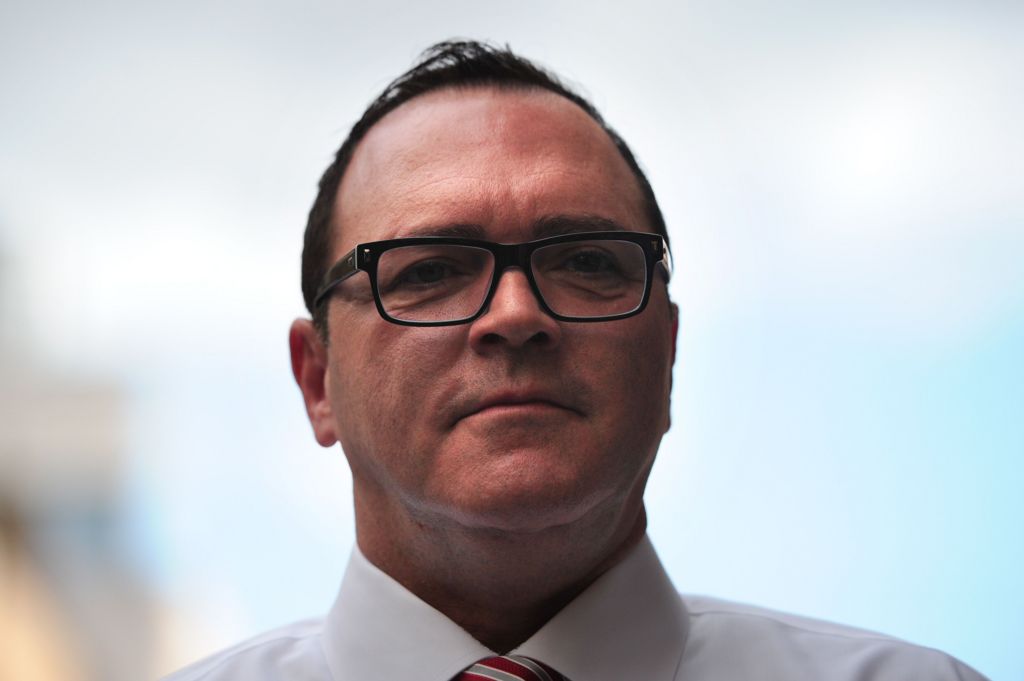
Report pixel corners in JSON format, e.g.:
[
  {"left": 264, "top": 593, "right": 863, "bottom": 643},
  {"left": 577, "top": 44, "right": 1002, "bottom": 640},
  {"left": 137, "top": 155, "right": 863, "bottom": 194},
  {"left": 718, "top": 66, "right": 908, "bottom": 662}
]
[{"left": 457, "top": 391, "right": 581, "bottom": 424}]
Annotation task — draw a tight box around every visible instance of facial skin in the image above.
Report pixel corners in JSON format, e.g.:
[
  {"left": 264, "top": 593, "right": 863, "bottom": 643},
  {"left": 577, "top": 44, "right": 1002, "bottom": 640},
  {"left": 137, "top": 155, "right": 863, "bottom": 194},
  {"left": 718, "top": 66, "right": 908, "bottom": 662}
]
[{"left": 291, "top": 87, "right": 677, "bottom": 650}]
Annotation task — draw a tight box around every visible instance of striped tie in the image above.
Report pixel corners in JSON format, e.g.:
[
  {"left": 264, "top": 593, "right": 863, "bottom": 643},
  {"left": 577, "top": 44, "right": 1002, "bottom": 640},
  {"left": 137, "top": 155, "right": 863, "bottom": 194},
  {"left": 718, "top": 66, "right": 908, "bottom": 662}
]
[{"left": 455, "top": 655, "right": 568, "bottom": 681}]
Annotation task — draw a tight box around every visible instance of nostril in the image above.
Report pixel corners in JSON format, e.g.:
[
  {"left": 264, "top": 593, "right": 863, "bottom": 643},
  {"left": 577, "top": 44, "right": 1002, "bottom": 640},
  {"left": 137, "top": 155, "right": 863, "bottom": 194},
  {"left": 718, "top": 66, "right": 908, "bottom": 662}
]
[
  {"left": 478, "top": 329, "right": 551, "bottom": 347},
  {"left": 529, "top": 331, "right": 551, "bottom": 345},
  {"left": 479, "top": 331, "right": 502, "bottom": 345}
]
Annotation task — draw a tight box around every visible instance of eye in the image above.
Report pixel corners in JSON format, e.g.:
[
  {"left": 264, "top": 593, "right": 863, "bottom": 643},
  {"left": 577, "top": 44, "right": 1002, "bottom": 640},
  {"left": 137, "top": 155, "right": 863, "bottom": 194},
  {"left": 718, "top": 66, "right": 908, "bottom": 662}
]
[
  {"left": 398, "top": 260, "right": 453, "bottom": 286},
  {"left": 559, "top": 249, "right": 623, "bottom": 276},
  {"left": 377, "top": 245, "right": 493, "bottom": 301}
]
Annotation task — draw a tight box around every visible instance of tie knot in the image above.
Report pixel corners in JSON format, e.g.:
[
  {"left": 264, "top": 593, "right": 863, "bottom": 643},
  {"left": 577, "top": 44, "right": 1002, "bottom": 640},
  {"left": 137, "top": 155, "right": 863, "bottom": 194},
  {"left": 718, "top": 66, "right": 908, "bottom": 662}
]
[{"left": 456, "top": 654, "right": 568, "bottom": 681}]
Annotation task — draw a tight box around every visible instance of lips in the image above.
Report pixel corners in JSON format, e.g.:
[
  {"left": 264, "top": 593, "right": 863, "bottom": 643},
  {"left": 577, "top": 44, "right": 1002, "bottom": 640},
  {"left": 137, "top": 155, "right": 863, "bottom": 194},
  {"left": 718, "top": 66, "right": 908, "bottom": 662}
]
[{"left": 453, "top": 389, "right": 582, "bottom": 425}]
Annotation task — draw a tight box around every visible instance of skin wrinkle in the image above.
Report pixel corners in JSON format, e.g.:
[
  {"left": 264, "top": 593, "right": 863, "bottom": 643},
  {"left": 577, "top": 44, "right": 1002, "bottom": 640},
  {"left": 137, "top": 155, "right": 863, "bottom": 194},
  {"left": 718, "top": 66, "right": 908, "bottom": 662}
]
[{"left": 345, "top": 175, "right": 632, "bottom": 247}]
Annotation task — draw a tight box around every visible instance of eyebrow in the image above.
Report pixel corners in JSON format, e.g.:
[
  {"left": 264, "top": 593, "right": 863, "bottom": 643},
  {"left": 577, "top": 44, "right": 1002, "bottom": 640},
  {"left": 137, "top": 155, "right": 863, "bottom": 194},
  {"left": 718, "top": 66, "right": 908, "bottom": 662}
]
[
  {"left": 394, "top": 215, "right": 628, "bottom": 242},
  {"left": 532, "top": 215, "right": 628, "bottom": 239},
  {"left": 395, "top": 223, "right": 485, "bottom": 239}
]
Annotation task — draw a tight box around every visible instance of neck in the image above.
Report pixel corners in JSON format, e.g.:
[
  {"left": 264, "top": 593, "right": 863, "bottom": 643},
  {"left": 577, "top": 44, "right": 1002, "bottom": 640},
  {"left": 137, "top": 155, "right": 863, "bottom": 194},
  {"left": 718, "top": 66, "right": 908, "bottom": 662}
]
[{"left": 354, "top": 488, "right": 648, "bottom": 652}]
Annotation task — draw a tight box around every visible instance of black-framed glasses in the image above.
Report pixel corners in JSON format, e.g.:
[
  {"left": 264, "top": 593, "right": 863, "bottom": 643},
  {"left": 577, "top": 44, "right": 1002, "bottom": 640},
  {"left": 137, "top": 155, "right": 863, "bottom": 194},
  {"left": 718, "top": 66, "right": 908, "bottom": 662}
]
[{"left": 313, "top": 231, "right": 672, "bottom": 327}]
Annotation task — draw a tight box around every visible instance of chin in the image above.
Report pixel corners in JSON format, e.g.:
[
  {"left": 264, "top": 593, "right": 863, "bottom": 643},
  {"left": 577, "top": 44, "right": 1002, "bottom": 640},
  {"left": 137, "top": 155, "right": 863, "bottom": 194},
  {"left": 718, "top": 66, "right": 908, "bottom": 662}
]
[
  {"left": 415, "top": 443, "right": 641, "bottom": 535},
  {"left": 435, "top": 482, "right": 619, "bottom": 536}
]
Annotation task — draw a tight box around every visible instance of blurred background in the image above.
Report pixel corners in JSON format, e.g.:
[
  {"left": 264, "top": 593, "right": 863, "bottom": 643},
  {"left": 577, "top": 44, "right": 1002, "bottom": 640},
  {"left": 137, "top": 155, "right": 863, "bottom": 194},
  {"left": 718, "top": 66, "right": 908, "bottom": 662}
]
[{"left": 1, "top": 0, "right": 1021, "bottom": 679}]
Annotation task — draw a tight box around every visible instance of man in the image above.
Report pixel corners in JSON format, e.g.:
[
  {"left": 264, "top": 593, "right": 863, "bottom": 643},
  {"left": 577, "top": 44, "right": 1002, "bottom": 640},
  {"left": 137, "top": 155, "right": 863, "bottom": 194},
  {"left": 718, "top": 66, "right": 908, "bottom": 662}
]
[{"left": 166, "top": 41, "right": 987, "bottom": 681}]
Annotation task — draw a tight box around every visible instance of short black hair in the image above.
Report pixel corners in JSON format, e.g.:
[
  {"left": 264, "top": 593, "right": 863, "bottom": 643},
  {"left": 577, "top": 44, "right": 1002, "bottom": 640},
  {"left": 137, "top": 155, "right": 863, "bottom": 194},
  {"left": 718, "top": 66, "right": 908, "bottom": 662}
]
[{"left": 302, "top": 39, "right": 668, "bottom": 336}]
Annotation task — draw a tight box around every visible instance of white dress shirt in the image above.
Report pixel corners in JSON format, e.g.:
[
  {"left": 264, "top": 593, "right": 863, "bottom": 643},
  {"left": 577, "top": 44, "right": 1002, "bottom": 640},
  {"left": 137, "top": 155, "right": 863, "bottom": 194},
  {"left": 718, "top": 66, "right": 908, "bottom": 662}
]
[{"left": 163, "top": 536, "right": 988, "bottom": 680}]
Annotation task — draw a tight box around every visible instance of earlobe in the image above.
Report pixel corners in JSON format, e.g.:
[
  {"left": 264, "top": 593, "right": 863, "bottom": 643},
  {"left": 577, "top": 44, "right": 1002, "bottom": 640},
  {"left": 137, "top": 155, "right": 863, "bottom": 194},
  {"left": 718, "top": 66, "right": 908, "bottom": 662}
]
[{"left": 289, "top": 319, "right": 339, "bottom": 447}]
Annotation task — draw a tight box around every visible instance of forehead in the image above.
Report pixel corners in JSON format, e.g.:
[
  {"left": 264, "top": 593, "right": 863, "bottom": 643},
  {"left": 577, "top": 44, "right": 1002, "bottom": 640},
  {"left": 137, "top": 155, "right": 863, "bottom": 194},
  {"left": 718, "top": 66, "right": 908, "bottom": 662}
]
[{"left": 333, "top": 87, "right": 648, "bottom": 253}]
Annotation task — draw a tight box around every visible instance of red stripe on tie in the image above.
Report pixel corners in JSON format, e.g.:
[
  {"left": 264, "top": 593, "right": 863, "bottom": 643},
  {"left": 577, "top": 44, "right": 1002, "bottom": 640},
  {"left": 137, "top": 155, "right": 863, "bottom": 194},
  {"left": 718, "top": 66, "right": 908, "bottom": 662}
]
[
  {"left": 484, "top": 656, "right": 536, "bottom": 677},
  {"left": 454, "top": 655, "right": 567, "bottom": 681}
]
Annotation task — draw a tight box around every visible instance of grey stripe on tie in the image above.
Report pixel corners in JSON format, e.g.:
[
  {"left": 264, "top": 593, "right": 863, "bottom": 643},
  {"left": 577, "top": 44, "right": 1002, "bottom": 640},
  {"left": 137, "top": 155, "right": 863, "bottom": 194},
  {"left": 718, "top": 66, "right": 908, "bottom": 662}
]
[
  {"left": 465, "top": 662, "right": 526, "bottom": 681},
  {"left": 511, "top": 656, "right": 555, "bottom": 681}
]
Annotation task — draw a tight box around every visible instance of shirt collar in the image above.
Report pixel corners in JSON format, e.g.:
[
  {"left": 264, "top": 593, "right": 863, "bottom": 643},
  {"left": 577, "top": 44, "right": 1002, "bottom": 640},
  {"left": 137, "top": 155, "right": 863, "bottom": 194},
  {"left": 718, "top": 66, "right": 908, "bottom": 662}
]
[
  {"left": 322, "top": 535, "right": 688, "bottom": 681},
  {"left": 513, "top": 535, "right": 689, "bottom": 681}
]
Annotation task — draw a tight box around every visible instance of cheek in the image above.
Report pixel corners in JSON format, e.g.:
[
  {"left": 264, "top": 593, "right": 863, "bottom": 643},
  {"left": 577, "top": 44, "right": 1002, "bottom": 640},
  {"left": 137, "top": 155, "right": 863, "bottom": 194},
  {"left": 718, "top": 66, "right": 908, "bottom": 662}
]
[
  {"left": 591, "top": 317, "right": 674, "bottom": 443},
  {"left": 328, "top": 326, "right": 463, "bottom": 478}
]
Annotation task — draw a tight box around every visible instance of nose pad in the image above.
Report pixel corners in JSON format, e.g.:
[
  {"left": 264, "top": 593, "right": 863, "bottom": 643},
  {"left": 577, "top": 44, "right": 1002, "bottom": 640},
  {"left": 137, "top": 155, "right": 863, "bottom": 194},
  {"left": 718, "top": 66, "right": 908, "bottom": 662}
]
[{"left": 468, "top": 269, "right": 561, "bottom": 349}]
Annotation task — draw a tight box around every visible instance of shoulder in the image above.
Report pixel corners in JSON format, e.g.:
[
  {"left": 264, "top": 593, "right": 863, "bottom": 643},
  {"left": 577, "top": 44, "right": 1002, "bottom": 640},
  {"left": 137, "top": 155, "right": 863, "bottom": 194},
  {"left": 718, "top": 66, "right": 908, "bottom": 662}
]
[
  {"left": 161, "top": 617, "right": 330, "bottom": 681},
  {"left": 680, "top": 595, "right": 988, "bottom": 681}
]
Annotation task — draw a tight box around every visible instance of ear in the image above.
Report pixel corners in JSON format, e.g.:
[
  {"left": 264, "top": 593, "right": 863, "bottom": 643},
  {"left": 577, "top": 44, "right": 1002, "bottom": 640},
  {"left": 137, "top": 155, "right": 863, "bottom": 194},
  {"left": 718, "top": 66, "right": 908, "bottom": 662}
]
[
  {"left": 289, "top": 319, "right": 339, "bottom": 447},
  {"left": 669, "top": 301, "right": 679, "bottom": 365},
  {"left": 666, "top": 301, "right": 680, "bottom": 432}
]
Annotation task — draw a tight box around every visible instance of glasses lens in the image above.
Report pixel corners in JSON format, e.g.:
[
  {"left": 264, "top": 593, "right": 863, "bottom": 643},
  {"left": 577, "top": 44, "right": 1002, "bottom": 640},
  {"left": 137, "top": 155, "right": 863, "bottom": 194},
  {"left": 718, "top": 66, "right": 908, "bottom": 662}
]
[
  {"left": 531, "top": 239, "right": 647, "bottom": 318},
  {"left": 376, "top": 245, "right": 495, "bottom": 322}
]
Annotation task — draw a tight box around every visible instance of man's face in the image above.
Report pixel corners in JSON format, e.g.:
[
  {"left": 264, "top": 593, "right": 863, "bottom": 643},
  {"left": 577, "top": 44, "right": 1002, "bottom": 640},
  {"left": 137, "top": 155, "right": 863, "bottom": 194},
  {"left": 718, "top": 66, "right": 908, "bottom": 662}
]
[{"left": 315, "top": 88, "right": 676, "bottom": 535}]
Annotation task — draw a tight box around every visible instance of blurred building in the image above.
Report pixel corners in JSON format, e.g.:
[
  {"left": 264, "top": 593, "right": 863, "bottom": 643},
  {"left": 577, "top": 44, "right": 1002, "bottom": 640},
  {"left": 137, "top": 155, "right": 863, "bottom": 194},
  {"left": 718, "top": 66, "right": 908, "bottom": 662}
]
[{"left": 0, "top": 244, "right": 157, "bottom": 681}]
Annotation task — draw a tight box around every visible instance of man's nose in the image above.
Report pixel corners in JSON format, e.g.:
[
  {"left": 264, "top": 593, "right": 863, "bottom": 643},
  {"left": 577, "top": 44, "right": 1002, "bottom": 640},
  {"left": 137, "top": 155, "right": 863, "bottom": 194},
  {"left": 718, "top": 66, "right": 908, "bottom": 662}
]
[{"left": 467, "top": 269, "right": 562, "bottom": 350}]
